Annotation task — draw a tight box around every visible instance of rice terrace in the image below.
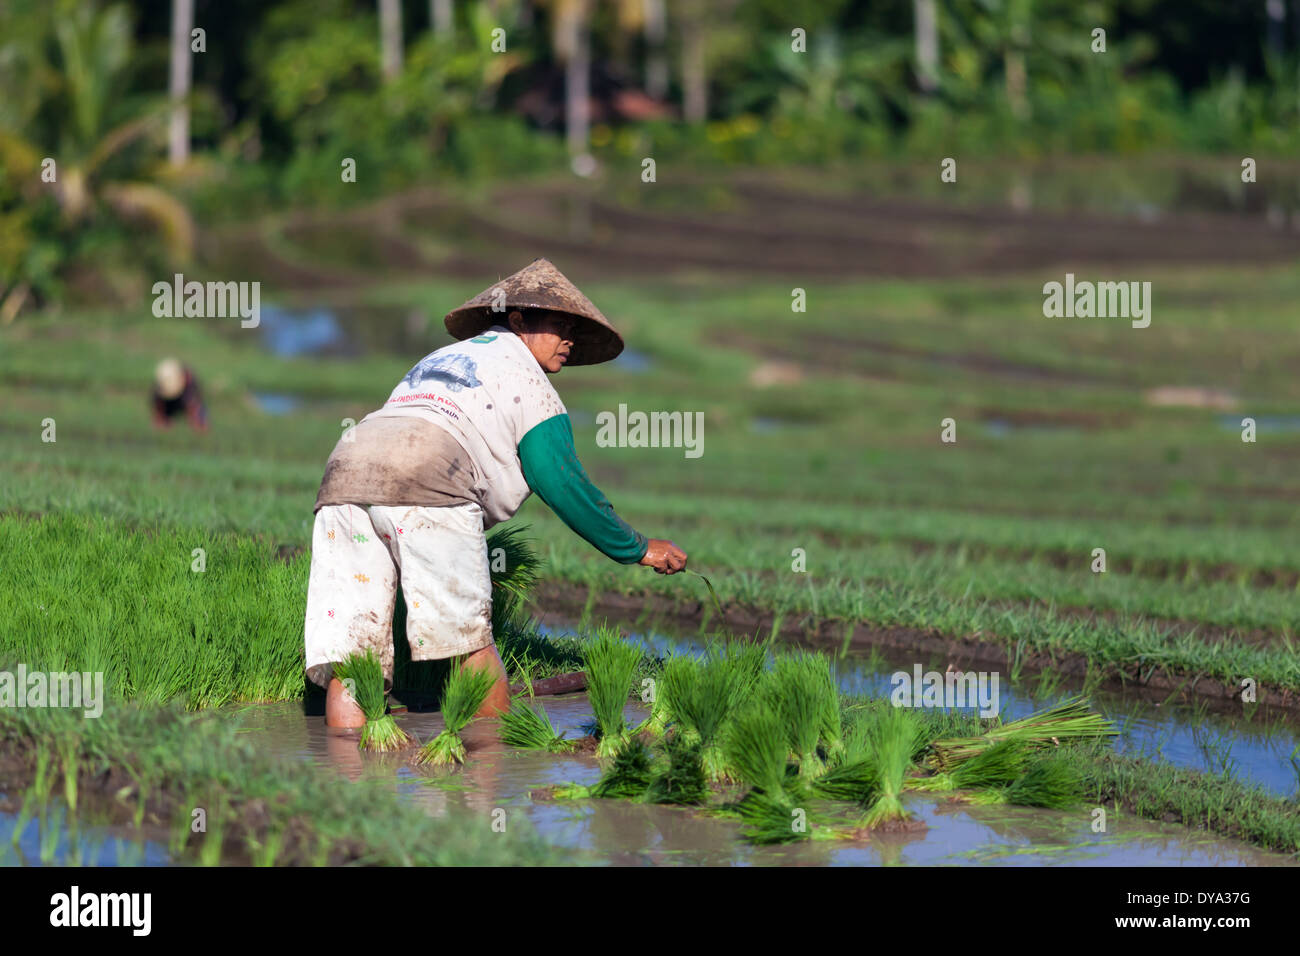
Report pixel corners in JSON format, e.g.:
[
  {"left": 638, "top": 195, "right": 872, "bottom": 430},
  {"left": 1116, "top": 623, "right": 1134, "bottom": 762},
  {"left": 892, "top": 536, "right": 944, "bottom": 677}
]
[{"left": 1, "top": 0, "right": 1299, "bottom": 924}]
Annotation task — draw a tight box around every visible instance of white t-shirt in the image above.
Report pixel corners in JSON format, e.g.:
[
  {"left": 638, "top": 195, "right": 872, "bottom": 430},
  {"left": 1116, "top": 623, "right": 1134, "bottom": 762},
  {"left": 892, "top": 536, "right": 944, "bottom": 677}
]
[{"left": 360, "top": 325, "right": 566, "bottom": 527}]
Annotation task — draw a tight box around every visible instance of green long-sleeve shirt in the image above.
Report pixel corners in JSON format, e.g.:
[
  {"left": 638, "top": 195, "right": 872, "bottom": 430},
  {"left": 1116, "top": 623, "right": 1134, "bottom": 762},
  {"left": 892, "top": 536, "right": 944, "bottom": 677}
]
[{"left": 519, "top": 413, "right": 649, "bottom": 564}]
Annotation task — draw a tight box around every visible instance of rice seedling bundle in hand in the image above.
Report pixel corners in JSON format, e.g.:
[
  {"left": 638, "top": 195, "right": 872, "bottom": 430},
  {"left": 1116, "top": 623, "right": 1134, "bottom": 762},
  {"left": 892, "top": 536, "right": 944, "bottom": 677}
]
[
  {"left": 860, "top": 705, "right": 922, "bottom": 828},
  {"left": 645, "top": 734, "right": 709, "bottom": 806},
  {"left": 583, "top": 626, "right": 644, "bottom": 759},
  {"left": 927, "top": 696, "right": 1117, "bottom": 770},
  {"left": 499, "top": 695, "right": 574, "bottom": 753},
  {"left": 486, "top": 525, "right": 542, "bottom": 633},
  {"left": 591, "top": 737, "right": 656, "bottom": 799},
  {"left": 333, "top": 650, "right": 414, "bottom": 753},
  {"left": 413, "top": 662, "right": 498, "bottom": 766}
]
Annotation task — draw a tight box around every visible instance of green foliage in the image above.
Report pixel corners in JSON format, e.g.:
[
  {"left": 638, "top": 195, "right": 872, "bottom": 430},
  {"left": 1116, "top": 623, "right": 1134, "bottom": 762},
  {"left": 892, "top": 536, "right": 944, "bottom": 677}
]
[
  {"left": 860, "top": 705, "right": 921, "bottom": 827},
  {"left": 333, "top": 649, "right": 413, "bottom": 752},
  {"left": 583, "top": 626, "right": 643, "bottom": 758},
  {"left": 591, "top": 737, "right": 655, "bottom": 799},
  {"left": 413, "top": 662, "right": 497, "bottom": 766},
  {"left": 0, "top": 698, "right": 560, "bottom": 865},
  {"left": 645, "top": 734, "right": 710, "bottom": 806},
  {"left": 499, "top": 695, "right": 573, "bottom": 753},
  {"left": 1004, "top": 753, "right": 1085, "bottom": 809},
  {"left": 723, "top": 705, "right": 791, "bottom": 797}
]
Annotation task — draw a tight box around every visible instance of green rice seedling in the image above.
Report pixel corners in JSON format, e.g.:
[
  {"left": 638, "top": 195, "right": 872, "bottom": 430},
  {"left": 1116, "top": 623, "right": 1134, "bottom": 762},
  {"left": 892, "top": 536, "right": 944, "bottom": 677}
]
[
  {"left": 813, "top": 710, "right": 879, "bottom": 803},
  {"left": 910, "top": 739, "right": 1030, "bottom": 792},
  {"left": 486, "top": 525, "right": 542, "bottom": 630},
  {"left": 1005, "top": 754, "right": 1086, "bottom": 808},
  {"left": 550, "top": 782, "right": 595, "bottom": 800},
  {"left": 591, "top": 738, "right": 656, "bottom": 799},
  {"left": 927, "top": 696, "right": 1116, "bottom": 769},
  {"left": 632, "top": 659, "right": 671, "bottom": 739},
  {"left": 499, "top": 695, "right": 574, "bottom": 753},
  {"left": 659, "top": 651, "right": 743, "bottom": 780},
  {"left": 723, "top": 705, "right": 791, "bottom": 797},
  {"left": 333, "top": 650, "right": 414, "bottom": 753},
  {"left": 413, "top": 662, "right": 497, "bottom": 767},
  {"left": 970, "top": 754, "right": 1086, "bottom": 809},
  {"left": 764, "top": 652, "right": 835, "bottom": 782},
  {"left": 860, "top": 706, "right": 921, "bottom": 828},
  {"left": 583, "top": 626, "right": 643, "bottom": 758},
  {"left": 736, "top": 790, "right": 807, "bottom": 845},
  {"left": 645, "top": 734, "right": 710, "bottom": 806}
]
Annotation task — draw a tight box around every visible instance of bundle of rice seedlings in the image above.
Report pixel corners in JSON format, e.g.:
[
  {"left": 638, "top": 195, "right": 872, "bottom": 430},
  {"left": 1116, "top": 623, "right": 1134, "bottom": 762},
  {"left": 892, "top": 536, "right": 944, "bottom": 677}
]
[
  {"left": 499, "top": 695, "right": 574, "bottom": 753},
  {"left": 723, "top": 705, "right": 791, "bottom": 797},
  {"left": 736, "top": 790, "right": 807, "bottom": 845},
  {"left": 859, "top": 706, "right": 921, "bottom": 828},
  {"left": 645, "top": 734, "right": 709, "bottom": 806},
  {"left": 927, "top": 696, "right": 1117, "bottom": 769},
  {"left": 813, "top": 711, "right": 879, "bottom": 803},
  {"left": 764, "top": 652, "right": 834, "bottom": 782},
  {"left": 970, "top": 754, "right": 1085, "bottom": 809},
  {"left": 660, "top": 651, "right": 744, "bottom": 781},
  {"left": 332, "top": 650, "right": 414, "bottom": 752},
  {"left": 486, "top": 525, "right": 542, "bottom": 632},
  {"left": 412, "top": 662, "right": 498, "bottom": 766},
  {"left": 816, "top": 670, "right": 844, "bottom": 762},
  {"left": 591, "top": 737, "right": 656, "bottom": 799},
  {"left": 910, "top": 739, "right": 1030, "bottom": 792},
  {"left": 723, "top": 640, "right": 769, "bottom": 693},
  {"left": 633, "top": 660, "right": 672, "bottom": 739},
  {"left": 583, "top": 626, "right": 643, "bottom": 758}
]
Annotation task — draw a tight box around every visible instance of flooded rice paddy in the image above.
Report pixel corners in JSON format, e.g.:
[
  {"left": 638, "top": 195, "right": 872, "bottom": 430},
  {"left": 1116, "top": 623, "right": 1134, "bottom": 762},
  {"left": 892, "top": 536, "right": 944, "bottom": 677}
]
[
  {"left": 224, "top": 691, "right": 1292, "bottom": 866},
  {"left": 204, "top": 615, "right": 1300, "bottom": 866}
]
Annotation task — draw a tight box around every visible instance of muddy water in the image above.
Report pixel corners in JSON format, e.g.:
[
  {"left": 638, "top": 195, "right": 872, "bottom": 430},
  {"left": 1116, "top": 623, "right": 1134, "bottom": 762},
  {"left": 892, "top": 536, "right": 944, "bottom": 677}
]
[
  {"left": 232, "top": 696, "right": 1293, "bottom": 866},
  {"left": 551, "top": 622, "right": 1300, "bottom": 800}
]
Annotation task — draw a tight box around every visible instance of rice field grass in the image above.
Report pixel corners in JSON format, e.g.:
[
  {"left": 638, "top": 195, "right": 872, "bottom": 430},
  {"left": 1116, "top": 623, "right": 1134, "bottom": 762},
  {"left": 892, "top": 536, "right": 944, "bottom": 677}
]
[
  {"left": 3, "top": 225, "right": 1299, "bottom": 862},
  {"left": 0, "top": 698, "right": 562, "bottom": 866},
  {"left": 3, "top": 264, "right": 1298, "bottom": 703}
]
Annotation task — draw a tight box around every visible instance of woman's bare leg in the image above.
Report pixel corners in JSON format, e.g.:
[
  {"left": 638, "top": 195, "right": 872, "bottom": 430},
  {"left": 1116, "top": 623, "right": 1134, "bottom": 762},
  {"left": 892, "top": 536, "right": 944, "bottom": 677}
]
[
  {"left": 463, "top": 645, "right": 511, "bottom": 717},
  {"left": 325, "top": 676, "right": 367, "bottom": 728}
]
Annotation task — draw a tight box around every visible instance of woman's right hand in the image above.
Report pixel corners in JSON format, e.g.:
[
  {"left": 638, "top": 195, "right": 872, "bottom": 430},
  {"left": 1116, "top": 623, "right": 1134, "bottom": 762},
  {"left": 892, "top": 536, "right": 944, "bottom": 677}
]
[{"left": 640, "top": 538, "right": 687, "bottom": 574}]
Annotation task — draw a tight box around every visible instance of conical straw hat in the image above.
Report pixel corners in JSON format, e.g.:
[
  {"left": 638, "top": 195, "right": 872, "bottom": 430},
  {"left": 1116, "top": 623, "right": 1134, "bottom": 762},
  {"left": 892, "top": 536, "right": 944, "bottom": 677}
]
[
  {"left": 155, "top": 358, "right": 186, "bottom": 399},
  {"left": 444, "top": 257, "right": 624, "bottom": 365}
]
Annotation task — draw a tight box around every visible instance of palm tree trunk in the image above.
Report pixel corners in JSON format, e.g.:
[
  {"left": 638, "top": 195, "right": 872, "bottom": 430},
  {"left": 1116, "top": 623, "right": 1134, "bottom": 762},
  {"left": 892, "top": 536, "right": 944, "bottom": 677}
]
[
  {"left": 431, "top": 0, "right": 453, "bottom": 36},
  {"left": 644, "top": 0, "right": 668, "bottom": 100},
  {"left": 380, "top": 0, "right": 403, "bottom": 80},
  {"left": 681, "top": 16, "right": 706, "bottom": 122},
  {"left": 561, "top": 0, "right": 593, "bottom": 160},
  {"left": 913, "top": 0, "right": 938, "bottom": 93},
  {"left": 168, "top": 0, "right": 194, "bottom": 166}
]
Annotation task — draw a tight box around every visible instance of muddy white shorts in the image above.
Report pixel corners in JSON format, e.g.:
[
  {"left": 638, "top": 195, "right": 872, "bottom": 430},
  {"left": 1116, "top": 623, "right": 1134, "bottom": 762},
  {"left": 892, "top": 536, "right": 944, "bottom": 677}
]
[{"left": 303, "top": 502, "right": 494, "bottom": 689}]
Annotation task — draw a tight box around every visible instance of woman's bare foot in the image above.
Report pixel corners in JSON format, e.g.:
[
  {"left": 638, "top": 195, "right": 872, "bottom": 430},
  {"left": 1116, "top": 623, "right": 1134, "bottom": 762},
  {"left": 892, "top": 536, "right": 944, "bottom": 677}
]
[
  {"left": 325, "top": 677, "right": 366, "bottom": 728},
  {"left": 463, "top": 645, "right": 511, "bottom": 717}
]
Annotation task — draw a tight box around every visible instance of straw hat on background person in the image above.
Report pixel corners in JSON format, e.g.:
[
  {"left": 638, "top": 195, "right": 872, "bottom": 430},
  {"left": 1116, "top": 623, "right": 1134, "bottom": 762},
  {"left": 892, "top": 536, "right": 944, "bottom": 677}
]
[
  {"left": 154, "top": 358, "right": 187, "bottom": 400},
  {"left": 444, "top": 257, "right": 624, "bottom": 366}
]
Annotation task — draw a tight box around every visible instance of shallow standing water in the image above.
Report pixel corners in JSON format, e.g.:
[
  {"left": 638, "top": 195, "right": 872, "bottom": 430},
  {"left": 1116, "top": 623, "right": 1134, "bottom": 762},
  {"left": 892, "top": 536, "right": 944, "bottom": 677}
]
[
  {"left": 230, "top": 693, "right": 1294, "bottom": 866},
  {"left": 535, "top": 619, "right": 1300, "bottom": 800}
]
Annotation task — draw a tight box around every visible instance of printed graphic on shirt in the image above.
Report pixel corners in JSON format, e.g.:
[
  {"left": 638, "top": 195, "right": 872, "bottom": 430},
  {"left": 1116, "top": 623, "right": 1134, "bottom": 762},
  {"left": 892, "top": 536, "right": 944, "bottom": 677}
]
[{"left": 403, "top": 353, "right": 483, "bottom": 391}]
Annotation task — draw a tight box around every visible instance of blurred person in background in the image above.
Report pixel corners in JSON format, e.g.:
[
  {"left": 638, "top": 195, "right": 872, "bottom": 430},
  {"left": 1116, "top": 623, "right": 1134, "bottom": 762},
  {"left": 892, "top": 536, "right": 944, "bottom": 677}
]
[{"left": 150, "top": 358, "right": 209, "bottom": 431}]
